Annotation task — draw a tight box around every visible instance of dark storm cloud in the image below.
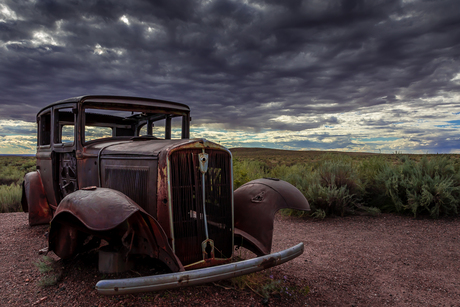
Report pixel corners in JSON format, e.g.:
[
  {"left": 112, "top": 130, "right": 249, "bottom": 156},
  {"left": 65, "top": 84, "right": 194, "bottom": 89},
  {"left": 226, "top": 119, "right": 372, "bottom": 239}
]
[{"left": 0, "top": 0, "right": 459, "bottom": 134}]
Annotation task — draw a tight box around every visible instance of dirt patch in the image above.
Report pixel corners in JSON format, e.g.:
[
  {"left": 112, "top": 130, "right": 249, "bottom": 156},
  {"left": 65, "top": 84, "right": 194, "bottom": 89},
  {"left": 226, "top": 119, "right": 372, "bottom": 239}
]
[{"left": 1, "top": 212, "right": 459, "bottom": 306}]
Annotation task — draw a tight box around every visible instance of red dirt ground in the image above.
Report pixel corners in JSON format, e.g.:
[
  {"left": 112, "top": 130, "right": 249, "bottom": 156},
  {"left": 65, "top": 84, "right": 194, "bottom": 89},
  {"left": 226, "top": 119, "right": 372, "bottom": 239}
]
[{"left": 1, "top": 212, "right": 459, "bottom": 306}]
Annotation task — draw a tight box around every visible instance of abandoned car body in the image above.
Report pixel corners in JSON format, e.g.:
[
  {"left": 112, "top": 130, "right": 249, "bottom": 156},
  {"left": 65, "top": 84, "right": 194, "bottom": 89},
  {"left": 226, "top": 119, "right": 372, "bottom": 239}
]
[{"left": 22, "top": 95, "right": 310, "bottom": 294}]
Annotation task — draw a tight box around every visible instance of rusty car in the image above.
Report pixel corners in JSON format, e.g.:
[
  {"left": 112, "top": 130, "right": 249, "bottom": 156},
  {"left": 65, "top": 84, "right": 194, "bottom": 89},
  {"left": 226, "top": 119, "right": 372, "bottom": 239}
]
[{"left": 21, "top": 95, "right": 310, "bottom": 294}]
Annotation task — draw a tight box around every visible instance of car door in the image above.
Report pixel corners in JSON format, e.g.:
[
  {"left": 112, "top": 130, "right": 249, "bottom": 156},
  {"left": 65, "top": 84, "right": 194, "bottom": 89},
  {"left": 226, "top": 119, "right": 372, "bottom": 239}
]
[{"left": 53, "top": 105, "right": 78, "bottom": 200}]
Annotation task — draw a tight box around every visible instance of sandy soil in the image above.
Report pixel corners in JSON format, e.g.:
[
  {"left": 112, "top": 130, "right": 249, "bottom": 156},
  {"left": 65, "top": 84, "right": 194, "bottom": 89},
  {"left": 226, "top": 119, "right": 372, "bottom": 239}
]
[{"left": 1, "top": 212, "right": 459, "bottom": 306}]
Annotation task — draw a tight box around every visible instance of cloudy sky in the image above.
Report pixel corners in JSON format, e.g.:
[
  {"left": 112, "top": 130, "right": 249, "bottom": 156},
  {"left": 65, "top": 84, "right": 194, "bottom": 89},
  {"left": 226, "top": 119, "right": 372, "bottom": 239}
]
[{"left": 1, "top": 0, "right": 459, "bottom": 154}]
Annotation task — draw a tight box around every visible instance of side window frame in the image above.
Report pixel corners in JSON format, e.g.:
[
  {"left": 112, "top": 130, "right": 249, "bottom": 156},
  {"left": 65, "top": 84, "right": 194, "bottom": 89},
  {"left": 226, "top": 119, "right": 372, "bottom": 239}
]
[
  {"left": 38, "top": 110, "right": 52, "bottom": 148},
  {"left": 53, "top": 106, "right": 76, "bottom": 148}
]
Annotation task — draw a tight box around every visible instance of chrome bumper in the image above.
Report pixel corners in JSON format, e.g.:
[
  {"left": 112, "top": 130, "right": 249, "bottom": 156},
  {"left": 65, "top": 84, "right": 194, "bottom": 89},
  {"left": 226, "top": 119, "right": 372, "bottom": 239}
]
[{"left": 96, "top": 242, "right": 304, "bottom": 295}]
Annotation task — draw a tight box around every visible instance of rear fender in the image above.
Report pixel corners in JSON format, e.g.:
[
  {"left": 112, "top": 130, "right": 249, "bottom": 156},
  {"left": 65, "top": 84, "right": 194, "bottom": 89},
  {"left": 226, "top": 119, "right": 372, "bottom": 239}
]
[
  {"left": 22, "top": 171, "right": 53, "bottom": 226},
  {"left": 49, "top": 188, "right": 184, "bottom": 272},
  {"left": 234, "top": 178, "right": 310, "bottom": 256}
]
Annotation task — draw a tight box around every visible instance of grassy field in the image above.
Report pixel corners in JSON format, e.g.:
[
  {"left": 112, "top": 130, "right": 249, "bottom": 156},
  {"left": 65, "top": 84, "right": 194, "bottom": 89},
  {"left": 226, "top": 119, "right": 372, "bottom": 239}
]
[
  {"left": 231, "top": 148, "right": 460, "bottom": 218},
  {"left": 0, "top": 156, "right": 36, "bottom": 213},
  {"left": 230, "top": 147, "right": 460, "bottom": 166},
  {"left": 1, "top": 149, "right": 460, "bottom": 218}
]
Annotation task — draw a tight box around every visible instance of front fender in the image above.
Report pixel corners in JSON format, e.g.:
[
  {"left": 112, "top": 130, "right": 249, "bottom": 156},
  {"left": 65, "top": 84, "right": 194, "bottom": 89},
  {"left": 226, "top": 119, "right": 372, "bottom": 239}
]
[
  {"left": 22, "top": 171, "right": 52, "bottom": 226},
  {"left": 234, "top": 178, "right": 310, "bottom": 256},
  {"left": 49, "top": 187, "right": 184, "bottom": 273}
]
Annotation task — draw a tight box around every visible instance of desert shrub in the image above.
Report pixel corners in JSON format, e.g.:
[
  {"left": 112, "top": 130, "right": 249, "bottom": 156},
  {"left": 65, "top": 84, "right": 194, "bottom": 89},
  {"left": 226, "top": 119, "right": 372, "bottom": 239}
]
[
  {"left": 35, "top": 256, "right": 55, "bottom": 273},
  {"left": 0, "top": 183, "right": 22, "bottom": 213},
  {"left": 306, "top": 183, "right": 356, "bottom": 216},
  {"left": 310, "top": 209, "right": 326, "bottom": 219},
  {"left": 358, "top": 156, "right": 394, "bottom": 211},
  {"left": 269, "top": 164, "right": 317, "bottom": 194},
  {"left": 233, "top": 159, "right": 268, "bottom": 189},
  {"left": 304, "top": 157, "right": 363, "bottom": 216},
  {"left": 0, "top": 165, "right": 27, "bottom": 185},
  {"left": 0, "top": 156, "right": 36, "bottom": 185},
  {"left": 34, "top": 256, "right": 61, "bottom": 287},
  {"left": 233, "top": 153, "right": 460, "bottom": 218},
  {"left": 376, "top": 156, "right": 460, "bottom": 218},
  {"left": 404, "top": 157, "right": 460, "bottom": 217},
  {"left": 407, "top": 175, "right": 459, "bottom": 217},
  {"left": 0, "top": 157, "right": 35, "bottom": 213},
  {"left": 374, "top": 163, "right": 405, "bottom": 213},
  {"left": 316, "top": 157, "right": 363, "bottom": 195},
  {"left": 234, "top": 153, "right": 460, "bottom": 217}
]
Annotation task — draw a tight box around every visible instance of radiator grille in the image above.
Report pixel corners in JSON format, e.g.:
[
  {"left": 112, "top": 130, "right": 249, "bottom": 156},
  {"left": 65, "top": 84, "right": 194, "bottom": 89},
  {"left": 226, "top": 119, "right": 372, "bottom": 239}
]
[
  {"left": 170, "top": 149, "right": 233, "bottom": 266},
  {"left": 104, "top": 167, "right": 149, "bottom": 209}
]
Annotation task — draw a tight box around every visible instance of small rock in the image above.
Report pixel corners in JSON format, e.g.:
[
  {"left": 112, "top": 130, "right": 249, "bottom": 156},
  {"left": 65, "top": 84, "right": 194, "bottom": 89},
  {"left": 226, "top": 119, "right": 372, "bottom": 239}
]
[{"left": 32, "top": 296, "right": 48, "bottom": 305}]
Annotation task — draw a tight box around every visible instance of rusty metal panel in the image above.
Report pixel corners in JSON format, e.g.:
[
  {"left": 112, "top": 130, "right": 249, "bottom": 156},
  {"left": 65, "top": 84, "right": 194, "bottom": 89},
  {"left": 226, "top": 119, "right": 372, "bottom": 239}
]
[
  {"left": 51, "top": 188, "right": 140, "bottom": 231},
  {"left": 76, "top": 156, "right": 99, "bottom": 189},
  {"left": 106, "top": 167, "right": 149, "bottom": 205},
  {"left": 22, "top": 171, "right": 53, "bottom": 226},
  {"left": 49, "top": 188, "right": 184, "bottom": 272},
  {"left": 36, "top": 150, "right": 58, "bottom": 207},
  {"left": 99, "top": 139, "right": 192, "bottom": 156},
  {"left": 100, "top": 158, "right": 158, "bottom": 216},
  {"left": 234, "top": 178, "right": 310, "bottom": 256}
]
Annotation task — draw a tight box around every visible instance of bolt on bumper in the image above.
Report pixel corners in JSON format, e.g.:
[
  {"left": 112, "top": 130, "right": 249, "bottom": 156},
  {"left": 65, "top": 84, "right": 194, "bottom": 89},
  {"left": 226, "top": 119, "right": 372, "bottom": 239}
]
[{"left": 96, "top": 242, "right": 304, "bottom": 295}]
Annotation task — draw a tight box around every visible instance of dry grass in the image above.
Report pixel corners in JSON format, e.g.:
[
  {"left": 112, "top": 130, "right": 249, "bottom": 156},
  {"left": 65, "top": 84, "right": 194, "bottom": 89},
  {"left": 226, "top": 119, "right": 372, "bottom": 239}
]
[
  {"left": 0, "top": 156, "right": 35, "bottom": 212},
  {"left": 231, "top": 148, "right": 460, "bottom": 218}
]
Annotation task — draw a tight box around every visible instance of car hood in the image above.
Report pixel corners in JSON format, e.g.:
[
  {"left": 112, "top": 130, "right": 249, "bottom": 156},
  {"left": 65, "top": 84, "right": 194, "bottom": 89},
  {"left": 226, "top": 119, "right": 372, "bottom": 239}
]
[{"left": 86, "top": 138, "right": 225, "bottom": 157}]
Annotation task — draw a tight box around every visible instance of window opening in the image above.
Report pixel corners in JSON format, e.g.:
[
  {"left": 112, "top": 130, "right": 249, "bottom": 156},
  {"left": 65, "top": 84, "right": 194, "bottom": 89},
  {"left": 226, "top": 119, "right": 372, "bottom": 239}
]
[
  {"left": 54, "top": 108, "right": 75, "bottom": 145},
  {"left": 39, "top": 112, "right": 51, "bottom": 146}
]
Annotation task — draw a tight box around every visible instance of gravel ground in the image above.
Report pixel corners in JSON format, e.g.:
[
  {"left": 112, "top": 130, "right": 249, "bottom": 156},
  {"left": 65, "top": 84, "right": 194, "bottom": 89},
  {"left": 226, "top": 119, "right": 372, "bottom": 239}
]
[{"left": 1, "top": 212, "right": 459, "bottom": 306}]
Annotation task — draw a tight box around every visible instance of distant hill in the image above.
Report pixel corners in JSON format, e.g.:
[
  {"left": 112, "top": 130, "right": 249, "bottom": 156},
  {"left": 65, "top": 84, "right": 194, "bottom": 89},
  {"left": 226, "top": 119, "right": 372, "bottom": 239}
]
[
  {"left": 230, "top": 147, "right": 378, "bottom": 157},
  {"left": 229, "top": 147, "right": 459, "bottom": 166},
  {"left": 229, "top": 147, "right": 379, "bottom": 167}
]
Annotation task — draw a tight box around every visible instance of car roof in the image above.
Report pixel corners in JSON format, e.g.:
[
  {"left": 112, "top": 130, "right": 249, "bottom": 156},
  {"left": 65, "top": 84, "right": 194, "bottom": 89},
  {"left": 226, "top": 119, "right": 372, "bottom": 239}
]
[{"left": 37, "top": 95, "right": 190, "bottom": 115}]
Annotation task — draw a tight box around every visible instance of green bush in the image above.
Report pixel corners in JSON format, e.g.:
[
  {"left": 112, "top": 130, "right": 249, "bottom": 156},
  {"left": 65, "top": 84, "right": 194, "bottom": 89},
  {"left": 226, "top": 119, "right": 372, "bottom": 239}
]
[
  {"left": 320, "top": 157, "right": 363, "bottom": 192},
  {"left": 375, "top": 156, "right": 460, "bottom": 218},
  {"left": 232, "top": 152, "right": 460, "bottom": 218},
  {"left": 233, "top": 159, "right": 269, "bottom": 189},
  {"left": 269, "top": 163, "right": 317, "bottom": 194},
  {"left": 358, "top": 156, "right": 392, "bottom": 210},
  {"left": 305, "top": 158, "right": 363, "bottom": 216},
  {"left": 306, "top": 183, "right": 356, "bottom": 216}
]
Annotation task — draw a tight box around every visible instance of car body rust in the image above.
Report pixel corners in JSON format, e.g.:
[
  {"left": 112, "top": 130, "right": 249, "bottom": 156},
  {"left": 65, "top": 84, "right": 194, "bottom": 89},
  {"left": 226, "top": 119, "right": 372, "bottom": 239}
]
[{"left": 22, "top": 95, "right": 310, "bottom": 293}]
